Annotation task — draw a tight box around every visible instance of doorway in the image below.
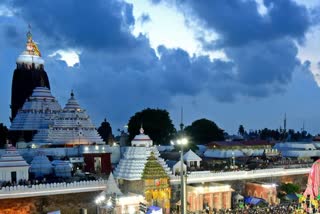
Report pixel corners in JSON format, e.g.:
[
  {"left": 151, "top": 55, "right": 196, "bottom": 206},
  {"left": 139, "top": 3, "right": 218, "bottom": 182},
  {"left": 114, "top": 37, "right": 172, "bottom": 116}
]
[
  {"left": 11, "top": 171, "right": 17, "bottom": 183},
  {"left": 94, "top": 157, "right": 102, "bottom": 173}
]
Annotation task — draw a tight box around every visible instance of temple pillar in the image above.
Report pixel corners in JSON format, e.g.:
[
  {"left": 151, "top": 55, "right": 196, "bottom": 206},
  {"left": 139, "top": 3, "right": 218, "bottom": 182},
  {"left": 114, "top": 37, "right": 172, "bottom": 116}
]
[
  {"left": 199, "top": 194, "right": 203, "bottom": 210},
  {"left": 219, "top": 192, "right": 223, "bottom": 210},
  {"left": 209, "top": 193, "right": 213, "bottom": 209}
]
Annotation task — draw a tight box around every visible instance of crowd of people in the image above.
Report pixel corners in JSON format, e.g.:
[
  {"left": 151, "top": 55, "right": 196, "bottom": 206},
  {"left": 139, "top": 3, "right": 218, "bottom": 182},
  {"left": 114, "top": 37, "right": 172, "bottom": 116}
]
[{"left": 186, "top": 202, "right": 311, "bottom": 214}]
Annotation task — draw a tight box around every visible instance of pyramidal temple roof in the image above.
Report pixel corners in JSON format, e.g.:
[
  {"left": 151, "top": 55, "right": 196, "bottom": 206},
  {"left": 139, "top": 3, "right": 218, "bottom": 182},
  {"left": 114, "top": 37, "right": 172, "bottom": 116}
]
[
  {"left": 32, "top": 91, "right": 104, "bottom": 146},
  {"left": 103, "top": 173, "right": 123, "bottom": 196},
  {"left": 10, "top": 87, "right": 61, "bottom": 131},
  {"left": 183, "top": 149, "right": 202, "bottom": 161},
  {"left": 142, "top": 152, "right": 169, "bottom": 179},
  {"left": 0, "top": 146, "right": 29, "bottom": 167}
]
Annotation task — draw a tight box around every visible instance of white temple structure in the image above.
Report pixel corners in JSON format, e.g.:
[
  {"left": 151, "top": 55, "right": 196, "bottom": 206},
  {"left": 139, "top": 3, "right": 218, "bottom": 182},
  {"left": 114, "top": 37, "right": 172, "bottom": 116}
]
[
  {"left": 183, "top": 149, "right": 202, "bottom": 168},
  {"left": 10, "top": 87, "right": 61, "bottom": 131},
  {"left": 114, "top": 128, "right": 170, "bottom": 181},
  {"left": 52, "top": 160, "right": 72, "bottom": 178},
  {"left": 29, "top": 155, "right": 53, "bottom": 178},
  {"left": 0, "top": 146, "right": 29, "bottom": 183},
  {"left": 32, "top": 91, "right": 104, "bottom": 146}
]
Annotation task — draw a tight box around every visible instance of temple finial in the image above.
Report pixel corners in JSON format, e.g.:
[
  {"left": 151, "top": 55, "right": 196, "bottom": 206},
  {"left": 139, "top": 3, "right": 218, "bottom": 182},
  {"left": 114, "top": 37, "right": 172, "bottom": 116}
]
[
  {"left": 27, "top": 24, "right": 32, "bottom": 40},
  {"left": 71, "top": 89, "right": 74, "bottom": 97},
  {"left": 140, "top": 123, "right": 144, "bottom": 134}
]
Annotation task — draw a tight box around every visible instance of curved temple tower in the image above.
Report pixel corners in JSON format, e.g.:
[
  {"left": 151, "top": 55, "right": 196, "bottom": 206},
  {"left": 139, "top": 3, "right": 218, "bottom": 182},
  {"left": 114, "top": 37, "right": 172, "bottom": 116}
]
[{"left": 11, "top": 29, "right": 50, "bottom": 122}]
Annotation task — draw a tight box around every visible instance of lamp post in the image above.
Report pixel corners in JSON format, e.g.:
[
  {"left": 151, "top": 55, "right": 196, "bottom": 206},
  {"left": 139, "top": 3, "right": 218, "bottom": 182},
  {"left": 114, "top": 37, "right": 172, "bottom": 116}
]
[
  {"left": 171, "top": 138, "right": 188, "bottom": 214},
  {"left": 95, "top": 195, "right": 106, "bottom": 214}
]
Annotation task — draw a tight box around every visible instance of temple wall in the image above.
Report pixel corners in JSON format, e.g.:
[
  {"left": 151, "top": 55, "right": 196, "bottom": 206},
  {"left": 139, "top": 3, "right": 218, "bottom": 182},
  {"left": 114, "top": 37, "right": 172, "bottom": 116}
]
[
  {"left": 0, "top": 146, "right": 121, "bottom": 164},
  {"left": 0, "top": 191, "right": 100, "bottom": 214},
  {"left": 225, "top": 174, "right": 308, "bottom": 195},
  {"left": 120, "top": 180, "right": 145, "bottom": 195}
]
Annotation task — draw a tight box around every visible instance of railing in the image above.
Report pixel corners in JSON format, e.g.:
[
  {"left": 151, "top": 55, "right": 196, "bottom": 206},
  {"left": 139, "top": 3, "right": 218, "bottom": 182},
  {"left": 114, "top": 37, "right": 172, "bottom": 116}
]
[
  {"left": 169, "top": 167, "right": 311, "bottom": 184},
  {"left": 0, "top": 179, "right": 107, "bottom": 199}
]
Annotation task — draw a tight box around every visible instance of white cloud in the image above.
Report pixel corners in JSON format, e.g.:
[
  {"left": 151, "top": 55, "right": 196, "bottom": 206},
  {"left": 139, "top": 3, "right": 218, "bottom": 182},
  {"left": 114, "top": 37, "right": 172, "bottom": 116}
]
[
  {"left": 0, "top": 5, "right": 14, "bottom": 17},
  {"left": 127, "top": 0, "right": 225, "bottom": 60},
  {"left": 297, "top": 26, "right": 320, "bottom": 86},
  {"left": 49, "top": 49, "right": 81, "bottom": 67}
]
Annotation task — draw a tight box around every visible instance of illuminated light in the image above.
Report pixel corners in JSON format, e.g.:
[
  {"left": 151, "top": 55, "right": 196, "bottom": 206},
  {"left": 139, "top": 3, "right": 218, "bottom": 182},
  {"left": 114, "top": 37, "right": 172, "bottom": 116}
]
[
  {"left": 107, "top": 199, "right": 112, "bottom": 207},
  {"left": 128, "top": 205, "right": 135, "bottom": 214},
  {"left": 181, "top": 138, "right": 188, "bottom": 145},
  {"left": 84, "top": 147, "right": 89, "bottom": 151},
  {"left": 95, "top": 145, "right": 99, "bottom": 150}
]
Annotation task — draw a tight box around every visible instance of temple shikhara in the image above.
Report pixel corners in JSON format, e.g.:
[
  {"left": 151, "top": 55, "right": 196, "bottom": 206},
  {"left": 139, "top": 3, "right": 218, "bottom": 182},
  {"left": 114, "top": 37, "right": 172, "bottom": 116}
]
[{"left": 11, "top": 29, "right": 50, "bottom": 124}]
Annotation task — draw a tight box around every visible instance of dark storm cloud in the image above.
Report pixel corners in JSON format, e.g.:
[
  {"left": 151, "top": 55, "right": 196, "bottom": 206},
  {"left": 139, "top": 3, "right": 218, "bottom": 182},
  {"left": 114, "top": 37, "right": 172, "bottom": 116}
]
[
  {"left": 153, "top": 0, "right": 311, "bottom": 47},
  {"left": 148, "top": 0, "right": 312, "bottom": 100},
  {"left": 7, "top": 0, "right": 137, "bottom": 51}
]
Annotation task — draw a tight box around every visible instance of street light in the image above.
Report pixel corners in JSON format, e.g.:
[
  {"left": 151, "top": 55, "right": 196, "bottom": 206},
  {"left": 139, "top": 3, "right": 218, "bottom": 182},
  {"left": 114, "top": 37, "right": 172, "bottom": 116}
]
[
  {"left": 95, "top": 195, "right": 106, "bottom": 214},
  {"left": 171, "top": 137, "right": 188, "bottom": 214}
]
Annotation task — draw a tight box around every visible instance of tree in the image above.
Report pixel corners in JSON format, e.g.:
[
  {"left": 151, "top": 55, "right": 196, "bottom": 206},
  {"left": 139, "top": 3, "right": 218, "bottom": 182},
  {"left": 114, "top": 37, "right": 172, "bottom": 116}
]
[
  {"left": 238, "top": 125, "right": 245, "bottom": 136},
  {"left": 97, "top": 118, "right": 112, "bottom": 143},
  {"left": 127, "top": 108, "right": 176, "bottom": 145},
  {"left": 278, "top": 183, "right": 300, "bottom": 199},
  {"left": 0, "top": 123, "right": 8, "bottom": 148},
  {"left": 185, "top": 118, "right": 224, "bottom": 145}
]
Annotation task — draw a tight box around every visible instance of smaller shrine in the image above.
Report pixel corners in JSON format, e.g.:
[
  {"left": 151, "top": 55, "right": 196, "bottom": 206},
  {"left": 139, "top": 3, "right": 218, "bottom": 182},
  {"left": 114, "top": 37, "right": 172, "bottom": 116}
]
[
  {"left": 29, "top": 154, "right": 53, "bottom": 178},
  {"left": 114, "top": 128, "right": 171, "bottom": 213},
  {"left": 0, "top": 146, "right": 29, "bottom": 183},
  {"left": 183, "top": 149, "right": 202, "bottom": 169}
]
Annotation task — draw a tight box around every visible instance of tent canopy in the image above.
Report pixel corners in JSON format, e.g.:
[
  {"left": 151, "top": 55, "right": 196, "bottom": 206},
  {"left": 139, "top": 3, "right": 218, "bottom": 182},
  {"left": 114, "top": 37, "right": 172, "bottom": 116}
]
[{"left": 244, "top": 197, "right": 266, "bottom": 205}]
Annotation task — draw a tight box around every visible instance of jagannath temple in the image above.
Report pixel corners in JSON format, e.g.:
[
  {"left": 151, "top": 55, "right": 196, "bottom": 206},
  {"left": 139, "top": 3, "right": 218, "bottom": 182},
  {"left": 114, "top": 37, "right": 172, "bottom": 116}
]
[
  {"left": 6, "top": 29, "right": 114, "bottom": 176},
  {"left": 11, "top": 28, "right": 50, "bottom": 123}
]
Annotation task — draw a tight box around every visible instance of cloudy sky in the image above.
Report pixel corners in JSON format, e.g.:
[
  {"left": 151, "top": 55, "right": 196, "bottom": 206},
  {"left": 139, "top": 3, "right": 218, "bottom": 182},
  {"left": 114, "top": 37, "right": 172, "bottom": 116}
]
[{"left": 0, "top": 0, "right": 320, "bottom": 135}]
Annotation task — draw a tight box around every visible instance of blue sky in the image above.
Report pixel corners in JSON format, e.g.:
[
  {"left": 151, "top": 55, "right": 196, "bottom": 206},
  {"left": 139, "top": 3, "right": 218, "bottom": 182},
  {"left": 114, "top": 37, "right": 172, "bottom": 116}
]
[{"left": 0, "top": 0, "right": 320, "bottom": 135}]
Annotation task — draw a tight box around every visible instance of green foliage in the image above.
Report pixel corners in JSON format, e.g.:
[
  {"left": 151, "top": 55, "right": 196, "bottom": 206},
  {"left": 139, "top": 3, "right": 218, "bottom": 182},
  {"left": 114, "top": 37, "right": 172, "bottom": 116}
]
[
  {"left": 127, "top": 108, "right": 176, "bottom": 145},
  {"left": 97, "top": 118, "right": 112, "bottom": 143},
  {"left": 238, "top": 125, "right": 245, "bottom": 136},
  {"left": 185, "top": 118, "right": 224, "bottom": 145},
  {"left": 279, "top": 183, "right": 300, "bottom": 195},
  {"left": 0, "top": 123, "right": 8, "bottom": 148}
]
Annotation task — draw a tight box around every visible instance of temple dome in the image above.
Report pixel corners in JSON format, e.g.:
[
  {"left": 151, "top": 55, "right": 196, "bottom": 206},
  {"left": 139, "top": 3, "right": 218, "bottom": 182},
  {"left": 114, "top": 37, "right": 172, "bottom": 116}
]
[
  {"left": 16, "top": 30, "right": 44, "bottom": 67},
  {"left": 131, "top": 128, "right": 153, "bottom": 147},
  {"left": 52, "top": 160, "right": 72, "bottom": 178},
  {"left": 30, "top": 155, "right": 53, "bottom": 178},
  {"left": 64, "top": 91, "right": 81, "bottom": 111}
]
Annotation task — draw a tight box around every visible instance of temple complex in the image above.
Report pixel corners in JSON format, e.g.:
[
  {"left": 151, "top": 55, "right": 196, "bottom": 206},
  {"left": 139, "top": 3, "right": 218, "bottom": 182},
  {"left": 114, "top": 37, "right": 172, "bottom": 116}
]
[{"left": 11, "top": 29, "right": 50, "bottom": 122}]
